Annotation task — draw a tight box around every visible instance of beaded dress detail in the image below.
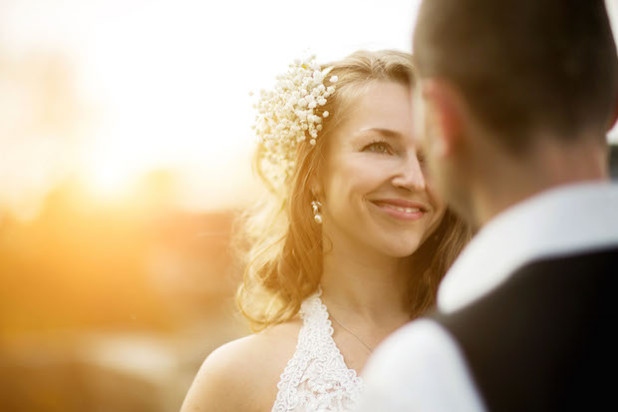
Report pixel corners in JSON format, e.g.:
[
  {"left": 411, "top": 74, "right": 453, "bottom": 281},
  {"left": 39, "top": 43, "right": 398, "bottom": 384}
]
[{"left": 272, "top": 290, "right": 364, "bottom": 411}]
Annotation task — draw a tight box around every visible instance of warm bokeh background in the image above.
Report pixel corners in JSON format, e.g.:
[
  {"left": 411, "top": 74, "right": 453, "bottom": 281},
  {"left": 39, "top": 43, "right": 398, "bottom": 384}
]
[{"left": 1, "top": 1, "right": 618, "bottom": 411}]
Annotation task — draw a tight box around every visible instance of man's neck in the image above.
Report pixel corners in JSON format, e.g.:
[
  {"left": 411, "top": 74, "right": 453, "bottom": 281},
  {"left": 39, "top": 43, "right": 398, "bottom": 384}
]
[{"left": 472, "top": 136, "right": 609, "bottom": 228}]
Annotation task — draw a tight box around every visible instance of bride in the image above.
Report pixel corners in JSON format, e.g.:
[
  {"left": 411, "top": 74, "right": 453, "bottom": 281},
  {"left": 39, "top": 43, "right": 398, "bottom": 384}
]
[{"left": 180, "top": 50, "right": 470, "bottom": 411}]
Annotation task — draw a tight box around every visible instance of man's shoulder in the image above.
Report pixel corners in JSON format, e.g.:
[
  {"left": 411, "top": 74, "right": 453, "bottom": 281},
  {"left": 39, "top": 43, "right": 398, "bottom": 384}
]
[
  {"left": 364, "top": 317, "right": 474, "bottom": 378},
  {"left": 367, "top": 319, "right": 453, "bottom": 365},
  {"left": 358, "top": 319, "right": 486, "bottom": 412},
  {"left": 363, "top": 318, "right": 459, "bottom": 383},
  {"left": 439, "top": 245, "right": 618, "bottom": 324},
  {"left": 431, "top": 246, "right": 618, "bottom": 412},
  {"left": 434, "top": 246, "right": 618, "bottom": 372}
]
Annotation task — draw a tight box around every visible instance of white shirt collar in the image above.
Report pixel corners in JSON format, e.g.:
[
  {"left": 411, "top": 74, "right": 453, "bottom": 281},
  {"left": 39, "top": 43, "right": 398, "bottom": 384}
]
[{"left": 438, "top": 181, "right": 618, "bottom": 313}]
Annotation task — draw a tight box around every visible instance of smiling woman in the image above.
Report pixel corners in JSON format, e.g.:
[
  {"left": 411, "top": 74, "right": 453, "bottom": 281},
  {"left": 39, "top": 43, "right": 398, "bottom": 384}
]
[
  {"left": 180, "top": 50, "right": 472, "bottom": 412},
  {"left": 321, "top": 81, "right": 445, "bottom": 259}
]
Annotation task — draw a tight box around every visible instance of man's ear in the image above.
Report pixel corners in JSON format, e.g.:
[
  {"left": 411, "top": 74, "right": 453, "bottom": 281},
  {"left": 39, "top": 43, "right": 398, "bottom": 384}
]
[
  {"left": 421, "top": 79, "right": 465, "bottom": 158},
  {"left": 608, "top": 99, "right": 618, "bottom": 133}
]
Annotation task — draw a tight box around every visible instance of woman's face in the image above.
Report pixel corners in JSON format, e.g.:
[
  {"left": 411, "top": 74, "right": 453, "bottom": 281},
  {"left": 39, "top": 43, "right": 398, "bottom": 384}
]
[{"left": 319, "top": 80, "right": 446, "bottom": 258}]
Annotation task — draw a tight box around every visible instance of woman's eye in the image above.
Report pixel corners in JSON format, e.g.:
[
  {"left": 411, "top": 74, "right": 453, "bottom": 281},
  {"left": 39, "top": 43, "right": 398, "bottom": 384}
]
[{"left": 363, "top": 141, "right": 392, "bottom": 154}]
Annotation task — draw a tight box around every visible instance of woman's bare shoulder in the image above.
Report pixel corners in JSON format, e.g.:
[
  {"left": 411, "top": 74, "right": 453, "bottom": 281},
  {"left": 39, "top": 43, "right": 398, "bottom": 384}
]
[{"left": 180, "top": 319, "right": 301, "bottom": 412}]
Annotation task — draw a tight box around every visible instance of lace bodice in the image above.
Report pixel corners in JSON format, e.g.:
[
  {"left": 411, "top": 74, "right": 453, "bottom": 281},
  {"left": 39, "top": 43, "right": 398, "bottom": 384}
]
[{"left": 272, "top": 290, "right": 364, "bottom": 412}]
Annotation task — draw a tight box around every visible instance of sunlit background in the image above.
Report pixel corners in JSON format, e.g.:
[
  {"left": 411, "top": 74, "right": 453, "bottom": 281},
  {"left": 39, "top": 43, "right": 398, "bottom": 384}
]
[{"left": 1, "top": 0, "right": 617, "bottom": 411}]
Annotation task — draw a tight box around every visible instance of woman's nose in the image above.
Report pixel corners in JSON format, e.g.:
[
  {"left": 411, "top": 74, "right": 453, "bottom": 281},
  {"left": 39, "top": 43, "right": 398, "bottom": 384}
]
[{"left": 391, "top": 153, "right": 427, "bottom": 191}]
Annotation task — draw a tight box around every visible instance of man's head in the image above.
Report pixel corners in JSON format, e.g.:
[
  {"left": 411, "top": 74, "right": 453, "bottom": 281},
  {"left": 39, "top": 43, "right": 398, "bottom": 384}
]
[{"left": 412, "top": 0, "right": 618, "bottom": 225}]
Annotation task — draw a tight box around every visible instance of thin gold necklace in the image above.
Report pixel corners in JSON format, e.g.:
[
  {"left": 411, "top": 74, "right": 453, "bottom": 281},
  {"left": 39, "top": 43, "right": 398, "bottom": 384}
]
[{"left": 329, "top": 313, "right": 375, "bottom": 354}]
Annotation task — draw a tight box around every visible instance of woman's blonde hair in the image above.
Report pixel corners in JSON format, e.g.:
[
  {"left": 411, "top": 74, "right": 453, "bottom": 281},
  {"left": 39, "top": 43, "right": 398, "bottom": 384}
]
[{"left": 236, "top": 50, "right": 471, "bottom": 332}]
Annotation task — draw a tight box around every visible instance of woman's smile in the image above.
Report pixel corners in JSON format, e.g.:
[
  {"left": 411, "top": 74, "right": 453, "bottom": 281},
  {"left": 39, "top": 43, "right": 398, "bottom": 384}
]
[
  {"left": 319, "top": 80, "right": 446, "bottom": 258},
  {"left": 369, "top": 198, "right": 429, "bottom": 221}
]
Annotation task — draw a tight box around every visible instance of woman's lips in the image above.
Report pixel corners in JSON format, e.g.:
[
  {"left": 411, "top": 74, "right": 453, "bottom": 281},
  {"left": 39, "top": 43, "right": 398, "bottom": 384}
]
[{"left": 371, "top": 199, "right": 428, "bottom": 221}]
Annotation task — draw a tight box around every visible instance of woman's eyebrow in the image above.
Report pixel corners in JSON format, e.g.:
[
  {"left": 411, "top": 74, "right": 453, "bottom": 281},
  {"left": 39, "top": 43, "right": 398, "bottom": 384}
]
[{"left": 355, "top": 127, "right": 402, "bottom": 139}]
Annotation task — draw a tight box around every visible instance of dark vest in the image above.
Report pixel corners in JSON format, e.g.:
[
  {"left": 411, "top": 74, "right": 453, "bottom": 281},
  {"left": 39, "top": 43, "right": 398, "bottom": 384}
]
[{"left": 431, "top": 247, "right": 618, "bottom": 412}]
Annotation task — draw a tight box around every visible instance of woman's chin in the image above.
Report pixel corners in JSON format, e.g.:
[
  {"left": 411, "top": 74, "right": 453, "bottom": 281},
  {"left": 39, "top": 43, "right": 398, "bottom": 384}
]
[{"left": 374, "top": 238, "right": 422, "bottom": 258}]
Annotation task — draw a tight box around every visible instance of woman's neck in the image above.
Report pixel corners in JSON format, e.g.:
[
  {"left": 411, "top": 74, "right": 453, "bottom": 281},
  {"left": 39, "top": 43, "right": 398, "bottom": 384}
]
[{"left": 319, "top": 243, "right": 412, "bottom": 326}]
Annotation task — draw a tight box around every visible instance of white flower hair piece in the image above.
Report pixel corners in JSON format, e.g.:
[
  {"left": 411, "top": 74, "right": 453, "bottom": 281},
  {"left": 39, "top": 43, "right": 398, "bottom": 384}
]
[{"left": 251, "top": 55, "right": 337, "bottom": 188}]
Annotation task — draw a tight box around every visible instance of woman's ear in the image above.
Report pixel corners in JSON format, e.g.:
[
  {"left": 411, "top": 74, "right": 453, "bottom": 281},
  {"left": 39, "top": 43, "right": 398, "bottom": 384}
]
[
  {"left": 421, "top": 79, "right": 465, "bottom": 158},
  {"left": 309, "top": 178, "right": 323, "bottom": 200}
]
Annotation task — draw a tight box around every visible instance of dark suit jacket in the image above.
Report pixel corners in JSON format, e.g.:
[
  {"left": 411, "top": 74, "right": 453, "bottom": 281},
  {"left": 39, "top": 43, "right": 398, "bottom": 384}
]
[{"left": 433, "top": 247, "right": 618, "bottom": 411}]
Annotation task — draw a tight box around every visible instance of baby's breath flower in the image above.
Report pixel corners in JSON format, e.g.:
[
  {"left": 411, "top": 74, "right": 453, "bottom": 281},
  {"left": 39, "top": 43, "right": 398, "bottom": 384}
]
[{"left": 251, "top": 55, "right": 336, "bottom": 188}]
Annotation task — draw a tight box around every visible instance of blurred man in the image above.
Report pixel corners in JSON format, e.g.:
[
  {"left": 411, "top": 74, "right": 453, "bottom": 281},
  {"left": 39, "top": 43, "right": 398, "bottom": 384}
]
[{"left": 357, "top": 0, "right": 618, "bottom": 410}]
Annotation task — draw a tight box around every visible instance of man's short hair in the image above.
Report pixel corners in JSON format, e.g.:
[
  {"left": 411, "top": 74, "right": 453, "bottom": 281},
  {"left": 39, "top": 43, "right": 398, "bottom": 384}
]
[{"left": 414, "top": 0, "right": 618, "bottom": 153}]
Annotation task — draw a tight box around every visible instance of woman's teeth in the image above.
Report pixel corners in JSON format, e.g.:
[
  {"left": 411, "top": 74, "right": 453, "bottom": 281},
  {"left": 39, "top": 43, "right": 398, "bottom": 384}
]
[{"left": 385, "top": 205, "right": 421, "bottom": 213}]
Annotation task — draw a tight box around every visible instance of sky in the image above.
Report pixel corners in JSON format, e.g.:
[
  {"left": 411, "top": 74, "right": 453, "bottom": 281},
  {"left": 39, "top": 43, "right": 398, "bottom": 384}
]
[
  {"left": 0, "top": 0, "right": 421, "bottom": 215},
  {"left": 0, "top": 0, "right": 617, "bottom": 217}
]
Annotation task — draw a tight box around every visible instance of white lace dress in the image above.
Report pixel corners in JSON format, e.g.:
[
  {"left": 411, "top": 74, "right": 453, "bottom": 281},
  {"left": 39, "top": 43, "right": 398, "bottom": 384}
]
[{"left": 271, "top": 290, "right": 364, "bottom": 412}]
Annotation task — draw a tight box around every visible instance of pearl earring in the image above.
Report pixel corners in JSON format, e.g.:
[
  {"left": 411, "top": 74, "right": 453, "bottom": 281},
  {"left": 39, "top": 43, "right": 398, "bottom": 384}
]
[{"left": 311, "top": 200, "right": 323, "bottom": 224}]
